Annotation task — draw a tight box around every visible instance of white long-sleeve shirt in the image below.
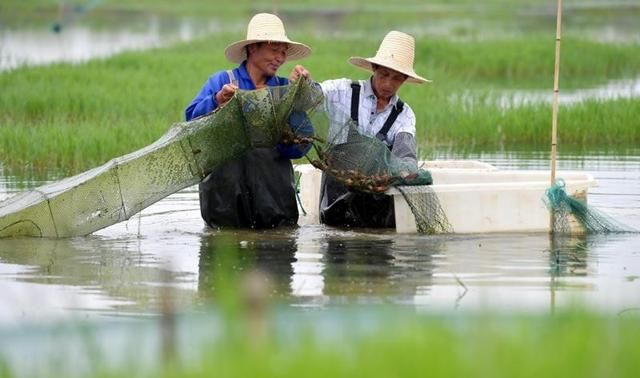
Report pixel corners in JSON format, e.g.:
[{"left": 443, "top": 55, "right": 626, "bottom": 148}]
[
  {"left": 319, "top": 78, "right": 416, "bottom": 146},
  {"left": 319, "top": 78, "right": 418, "bottom": 165}
]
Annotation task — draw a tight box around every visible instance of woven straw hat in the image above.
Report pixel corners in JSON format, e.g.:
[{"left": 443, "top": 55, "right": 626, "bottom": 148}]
[
  {"left": 348, "top": 31, "right": 430, "bottom": 84},
  {"left": 224, "top": 13, "right": 311, "bottom": 64}
]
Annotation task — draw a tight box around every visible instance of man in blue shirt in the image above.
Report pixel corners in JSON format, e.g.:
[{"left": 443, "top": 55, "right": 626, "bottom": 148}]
[{"left": 185, "top": 13, "right": 313, "bottom": 229}]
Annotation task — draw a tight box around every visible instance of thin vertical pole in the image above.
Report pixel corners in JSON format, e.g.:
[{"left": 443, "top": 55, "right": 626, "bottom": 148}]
[{"left": 550, "top": 0, "right": 563, "bottom": 231}]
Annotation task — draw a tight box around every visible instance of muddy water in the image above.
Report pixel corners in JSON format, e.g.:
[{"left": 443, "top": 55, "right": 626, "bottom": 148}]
[{"left": 0, "top": 152, "right": 638, "bottom": 324}]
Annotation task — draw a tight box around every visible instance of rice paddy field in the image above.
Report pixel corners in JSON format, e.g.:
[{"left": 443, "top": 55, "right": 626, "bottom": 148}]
[
  {"left": 1, "top": 0, "right": 639, "bottom": 177},
  {"left": 1, "top": 1, "right": 640, "bottom": 377}
]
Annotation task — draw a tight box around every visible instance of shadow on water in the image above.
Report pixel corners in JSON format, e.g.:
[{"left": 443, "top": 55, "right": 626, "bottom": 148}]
[{"left": 322, "top": 238, "right": 397, "bottom": 297}]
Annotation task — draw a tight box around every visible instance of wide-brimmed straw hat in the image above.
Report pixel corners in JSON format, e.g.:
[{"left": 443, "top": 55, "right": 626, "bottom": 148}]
[
  {"left": 224, "top": 13, "right": 311, "bottom": 64},
  {"left": 348, "top": 31, "right": 430, "bottom": 84}
]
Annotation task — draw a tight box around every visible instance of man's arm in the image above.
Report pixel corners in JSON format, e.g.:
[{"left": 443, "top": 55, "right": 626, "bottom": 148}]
[{"left": 391, "top": 132, "right": 418, "bottom": 167}]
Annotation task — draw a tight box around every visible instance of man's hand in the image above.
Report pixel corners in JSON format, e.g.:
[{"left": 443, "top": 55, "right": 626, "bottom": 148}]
[
  {"left": 289, "top": 65, "right": 310, "bottom": 82},
  {"left": 214, "top": 84, "right": 238, "bottom": 107}
]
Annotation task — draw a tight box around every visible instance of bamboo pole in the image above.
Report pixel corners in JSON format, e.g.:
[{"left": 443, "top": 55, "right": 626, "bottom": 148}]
[{"left": 549, "top": 0, "right": 563, "bottom": 232}]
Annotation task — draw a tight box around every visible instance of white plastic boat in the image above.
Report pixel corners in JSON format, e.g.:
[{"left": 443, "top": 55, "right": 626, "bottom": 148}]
[{"left": 294, "top": 160, "right": 597, "bottom": 234}]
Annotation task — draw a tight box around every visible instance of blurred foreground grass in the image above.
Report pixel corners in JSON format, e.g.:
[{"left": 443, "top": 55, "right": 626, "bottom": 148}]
[
  {"left": 151, "top": 312, "right": 640, "bottom": 378},
  {"left": 0, "top": 309, "right": 638, "bottom": 378}
]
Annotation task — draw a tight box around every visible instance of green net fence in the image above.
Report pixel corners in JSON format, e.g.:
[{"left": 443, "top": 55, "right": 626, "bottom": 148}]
[{"left": 0, "top": 78, "right": 323, "bottom": 238}]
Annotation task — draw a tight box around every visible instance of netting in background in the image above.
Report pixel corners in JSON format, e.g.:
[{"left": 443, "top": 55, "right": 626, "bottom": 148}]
[
  {"left": 545, "top": 179, "right": 636, "bottom": 234},
  {"left": 306, "top": 115, "right": 451, "bottom": 234},
  {"left": 0, "top": 78, "right": 323, "bottom": 238}
]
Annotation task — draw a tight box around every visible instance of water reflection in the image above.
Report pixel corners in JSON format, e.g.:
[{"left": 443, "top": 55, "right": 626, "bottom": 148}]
[
  {"left": 548, "top": 234, "right": 590, "bottom": 277},
  {"left": 321, "top": 237, "right": 396, "bottom": 298},
  {"left": 320, "top": 235, "right": 438, "bottom": 303},
  {"left": 1, "top": 221, "right": 639, "bottom": 323},
  {"left": 197, "top": 230, "right": 297, "bottom": 300},
  {"left": 0, "top": 237, "right": 139, "bottom": 323}
]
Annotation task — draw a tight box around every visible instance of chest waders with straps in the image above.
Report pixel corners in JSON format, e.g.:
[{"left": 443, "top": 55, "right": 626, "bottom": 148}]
[
  {"left": 319, "top": 81, "right": 405, "bottom": 228},
  {"left": 198, "top": 69, "right": 299, "bottom": 229},
  {"left": 350, "top": 82, "right": 404, "bottom": 146}
]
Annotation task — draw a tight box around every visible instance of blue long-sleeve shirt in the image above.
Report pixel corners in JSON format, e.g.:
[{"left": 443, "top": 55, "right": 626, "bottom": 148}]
[
  {"left": 184, "top": 61, "right": 311, "bottom": 158},
  {"left": 185, "top": 61, "right": 287, "bottom": 120}
]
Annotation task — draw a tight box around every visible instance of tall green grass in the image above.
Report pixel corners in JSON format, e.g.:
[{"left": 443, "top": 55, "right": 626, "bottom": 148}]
[
  {"left": 415, "top": 97, "right": 640, "bottom": 156},
  {"left": 1, "top": 33, "right": 639, "bottom": 177}
]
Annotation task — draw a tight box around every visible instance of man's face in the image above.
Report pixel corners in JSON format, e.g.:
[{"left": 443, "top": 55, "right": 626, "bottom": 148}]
[
  {"left": 247, "top": 42, "right": 288, "bottom": 76},
  {"left": 371, "top": 66, "right": 407, "bottom": 100}
]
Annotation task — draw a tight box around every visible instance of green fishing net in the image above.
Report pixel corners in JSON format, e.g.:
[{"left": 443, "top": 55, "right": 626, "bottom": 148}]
[
  {"left": 394, "top": 185, "right": 452, "bottom": 234},
  {"left": 310, "top": 121, "right": 432, "bottom": 192},
  {"left": 545, "top": 179, "right": 634, "bottom": 234},
  {"left": 0, "top": 78, "right": 323, "bottom": 238},
  {"left": 0, "top": 76, "right": 450, "bottom": 237},
  {"left": 307, "top": 115, "right": 451, "bottom": 234}
]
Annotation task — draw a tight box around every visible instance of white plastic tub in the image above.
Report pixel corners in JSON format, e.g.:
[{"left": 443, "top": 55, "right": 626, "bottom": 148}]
[{"left": 295, "top": 161, "right": 597, "bottom": 234}]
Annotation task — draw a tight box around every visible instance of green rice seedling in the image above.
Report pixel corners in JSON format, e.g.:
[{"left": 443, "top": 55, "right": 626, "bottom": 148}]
[{"left": 2, "top": 25, "right": 640, "bottom": 177}]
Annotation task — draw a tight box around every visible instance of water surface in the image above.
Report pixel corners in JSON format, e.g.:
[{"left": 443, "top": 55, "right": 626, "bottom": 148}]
[
  {"left": 0, "top": 15, "right": 223, "bottom": 71},
  {"left": 0, "top": 152, "right": 638, "bottom": 325}
]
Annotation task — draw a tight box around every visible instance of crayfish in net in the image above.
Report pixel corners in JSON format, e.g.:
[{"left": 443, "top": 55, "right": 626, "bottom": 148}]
[
  {"left": 308, "top": 145, "right": 400, "bottom": 194},
  {"left": 279, "top": 128, "right": 323, "bottom": 147}
]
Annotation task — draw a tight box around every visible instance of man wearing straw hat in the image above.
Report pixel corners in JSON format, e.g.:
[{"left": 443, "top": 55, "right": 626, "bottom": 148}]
[
  {"left": 319, "top": 31, "right": 430, "bottom": 228},
  {"left": 185, "top": 13, "right": 313, "bottom": 229}
]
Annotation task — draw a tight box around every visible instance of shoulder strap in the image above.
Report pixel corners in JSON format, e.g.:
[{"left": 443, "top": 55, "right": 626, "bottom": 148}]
[
  {"left": 350, "top": 82, "right": 361, "bottom": 123},
  {"left": 376, "top": 99, "right": 405, "bottom": 142},
  {"left": 226, "top": 69, "right": 238, "bottom": 87}
]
